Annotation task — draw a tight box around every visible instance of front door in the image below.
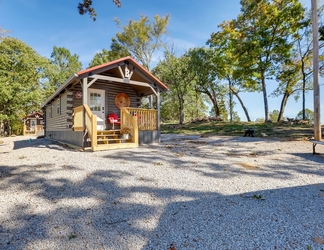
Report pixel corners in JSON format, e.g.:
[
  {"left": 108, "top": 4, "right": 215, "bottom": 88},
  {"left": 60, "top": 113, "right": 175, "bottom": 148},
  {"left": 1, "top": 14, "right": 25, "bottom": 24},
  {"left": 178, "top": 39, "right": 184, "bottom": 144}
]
[
  {"left": 30, "top": 119, "right": 36, "bottom": 130},
  {"left": 88, "top": 89, "right": 106, "bottom": 121}
]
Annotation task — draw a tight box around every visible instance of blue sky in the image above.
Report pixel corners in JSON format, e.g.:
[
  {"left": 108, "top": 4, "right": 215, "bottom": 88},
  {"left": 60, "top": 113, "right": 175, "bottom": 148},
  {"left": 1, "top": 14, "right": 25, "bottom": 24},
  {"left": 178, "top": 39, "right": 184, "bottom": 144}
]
[{"left": 1, "top": 0, "right": 323, "bottom": 122}]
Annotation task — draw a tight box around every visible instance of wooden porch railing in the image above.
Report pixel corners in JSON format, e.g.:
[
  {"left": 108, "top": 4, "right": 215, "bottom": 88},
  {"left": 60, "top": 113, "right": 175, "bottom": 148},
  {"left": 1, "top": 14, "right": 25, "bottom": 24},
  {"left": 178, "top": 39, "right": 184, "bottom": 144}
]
[
  {"left": 120, "top": 107, "right": 139, "bottom": 144},
  {"left": 125, "top": 108, "right": 157, "bottom": 130},
  {"left": 23, "top": 125, "right": 44, "bottom": 136},
  {"left": 84, "top": 104, "right": 97, "bottom": 149},
  {"left": 73, "top": 105, "right": 97, "bottom": 150},
  {"left": 73, "top": 106, "right": 83, "bottom": 131}
]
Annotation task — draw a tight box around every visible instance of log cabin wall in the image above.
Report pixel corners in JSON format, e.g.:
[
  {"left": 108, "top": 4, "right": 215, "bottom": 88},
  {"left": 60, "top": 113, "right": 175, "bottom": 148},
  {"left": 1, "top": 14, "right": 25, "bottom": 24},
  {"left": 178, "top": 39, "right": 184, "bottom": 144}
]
[
  {"left": 76, "top": 80, "right": 142, "bottom": 129},
  {"left": 45, "top": 91, "right": 71, "bottom": 131}
]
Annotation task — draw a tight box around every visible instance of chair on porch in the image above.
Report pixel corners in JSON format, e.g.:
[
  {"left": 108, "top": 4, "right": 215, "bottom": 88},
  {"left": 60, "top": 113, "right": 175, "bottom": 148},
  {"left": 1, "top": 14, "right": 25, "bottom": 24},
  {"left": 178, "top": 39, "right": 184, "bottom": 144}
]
[{"left": 108, "top": 113, "right": 120, "bottom": 130}]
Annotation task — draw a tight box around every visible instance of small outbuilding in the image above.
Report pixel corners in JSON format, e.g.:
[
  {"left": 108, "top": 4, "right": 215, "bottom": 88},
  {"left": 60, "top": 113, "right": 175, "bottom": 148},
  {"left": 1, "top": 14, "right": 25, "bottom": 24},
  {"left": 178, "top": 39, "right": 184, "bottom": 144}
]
[
  {"left": 22, "top": 112, "right": 44, "bottom": 136},
  {"left": 41, "top": 56, "right": 168, "bottom": 151}
]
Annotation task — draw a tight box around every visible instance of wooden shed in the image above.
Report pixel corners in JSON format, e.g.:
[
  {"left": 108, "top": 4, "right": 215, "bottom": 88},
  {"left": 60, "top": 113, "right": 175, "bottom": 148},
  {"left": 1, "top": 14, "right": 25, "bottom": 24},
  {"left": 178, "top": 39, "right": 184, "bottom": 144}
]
[
  {"left": 41, "top": 56, "right": 168, "bottom": 151},
  {"left": 22, "top": 112, "right": 44, "bottom": 136}
]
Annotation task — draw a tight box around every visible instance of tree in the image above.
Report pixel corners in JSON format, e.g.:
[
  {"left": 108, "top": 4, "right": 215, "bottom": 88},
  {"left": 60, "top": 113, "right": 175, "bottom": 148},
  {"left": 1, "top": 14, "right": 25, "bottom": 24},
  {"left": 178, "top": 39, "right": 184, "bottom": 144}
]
[
  {"left": 0, "top": 37, "right": 49, "bottom": 136},
  {"left": 296, "top": 108, "right": 314, "bottom": 123},
  {"left": 89, "top": 38, "right": 130, "bottom": 67},
  {"left": 207, "top": 28, "right": 254, "bottom": 122},
  {"left": 271, "top": 63, "right": 302, "bottom": 121},
  {"left": 78, "top": 0, "right": 121, "bottom": 21},
  {"left": 154, "top": 51, "right": 195, "bottom": 124},
  {"left": 269, "top": 110, "right": 279, "bottom": 122},
  {"left": 231, "top": 0, "right": 304, "bottom": 121},
  {"left": 47, "top": 46, "right": 82, "bottom": 95},
  {"left": 187, "top": 47, "right": 226, "bottom": 118},
  {"left": 113, "top": 14, "right": 170, "bottom": 70}
]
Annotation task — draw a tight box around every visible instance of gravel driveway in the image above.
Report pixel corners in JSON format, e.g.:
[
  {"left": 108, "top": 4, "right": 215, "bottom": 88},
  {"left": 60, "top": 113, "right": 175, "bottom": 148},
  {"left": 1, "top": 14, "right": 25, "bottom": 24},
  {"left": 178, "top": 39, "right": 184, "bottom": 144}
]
[{"left": 0, "top": 134, "right": 324, "bottom": 250}]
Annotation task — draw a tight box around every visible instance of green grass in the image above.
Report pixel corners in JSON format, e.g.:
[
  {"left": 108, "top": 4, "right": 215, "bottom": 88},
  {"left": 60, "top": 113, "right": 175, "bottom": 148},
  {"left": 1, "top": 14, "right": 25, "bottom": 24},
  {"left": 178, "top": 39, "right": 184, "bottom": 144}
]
[{"left": 161, "top": 121, "right": 317, "bottom": 139}]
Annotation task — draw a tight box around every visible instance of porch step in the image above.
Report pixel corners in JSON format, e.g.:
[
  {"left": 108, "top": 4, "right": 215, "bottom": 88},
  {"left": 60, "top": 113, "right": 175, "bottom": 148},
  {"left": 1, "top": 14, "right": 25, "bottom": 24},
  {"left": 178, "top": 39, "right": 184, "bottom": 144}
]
[
  {"left": 96, "top": 130, "right": 129, "bottom": 144},
  {"left": 93, "top": 142, "right": 138, "bottom": 151},
  {"left": 97, "top": 130, "right": 120, "bottom": 135},
  {"left": 97, "top": 138, "right": 126, "bottom": 144}
]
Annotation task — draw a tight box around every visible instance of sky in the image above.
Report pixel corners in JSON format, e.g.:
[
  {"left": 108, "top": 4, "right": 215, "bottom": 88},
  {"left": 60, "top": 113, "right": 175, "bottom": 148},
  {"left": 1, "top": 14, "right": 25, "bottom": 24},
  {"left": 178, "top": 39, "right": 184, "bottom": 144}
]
[{"left": 1, "top": 0, "right": 323, "bottom": 122}]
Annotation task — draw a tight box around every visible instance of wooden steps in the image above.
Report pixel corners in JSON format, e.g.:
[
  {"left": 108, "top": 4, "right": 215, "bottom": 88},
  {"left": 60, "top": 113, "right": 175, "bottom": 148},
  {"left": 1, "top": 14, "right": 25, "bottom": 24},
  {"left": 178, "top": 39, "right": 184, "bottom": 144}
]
[{"left": 96, "top": 130, "right": 129, "bottom": 144}]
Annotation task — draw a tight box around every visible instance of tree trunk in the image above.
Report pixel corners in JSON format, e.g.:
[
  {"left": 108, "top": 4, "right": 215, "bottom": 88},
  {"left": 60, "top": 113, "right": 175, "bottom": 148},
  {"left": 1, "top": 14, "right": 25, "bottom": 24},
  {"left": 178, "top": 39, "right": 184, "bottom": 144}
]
[
  {"left": 229, "top": 79, "right": 233, "bottom": 122},
  {"left": 301, "top": 59, "right": 306, "bottom": 120},
  {"left": 179, "top": 98, "right": 185, "bottom": 124},
  {"left": 261, "top": 72, "right": 269, "bottom": 121},
  {"left": 278, "top": 92, "right": 290, "bottom": 122},
  {"left": 230, "top": 86, "right": 251, "bottom": 122}
]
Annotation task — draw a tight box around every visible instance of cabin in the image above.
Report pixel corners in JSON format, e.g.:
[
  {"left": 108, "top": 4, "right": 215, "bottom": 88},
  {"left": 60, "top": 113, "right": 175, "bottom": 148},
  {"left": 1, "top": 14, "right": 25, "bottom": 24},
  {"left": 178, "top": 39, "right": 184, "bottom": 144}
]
[
  {"left": 41, "top": 56, "right": 168, "bottom": 151},
  {"left": 22, "top": 111, "right": 44, "bottom": 136}
]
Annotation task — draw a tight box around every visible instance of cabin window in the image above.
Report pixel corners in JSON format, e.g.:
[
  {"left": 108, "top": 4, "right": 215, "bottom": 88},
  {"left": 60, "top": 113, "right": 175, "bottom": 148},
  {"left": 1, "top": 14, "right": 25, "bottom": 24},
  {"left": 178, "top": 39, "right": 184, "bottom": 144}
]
[
  {"left": 57, "top": 99, "right": 60, "bottom": 114},
  {"left": 89, "top": 93, "right": 101, "bottom": 111}
]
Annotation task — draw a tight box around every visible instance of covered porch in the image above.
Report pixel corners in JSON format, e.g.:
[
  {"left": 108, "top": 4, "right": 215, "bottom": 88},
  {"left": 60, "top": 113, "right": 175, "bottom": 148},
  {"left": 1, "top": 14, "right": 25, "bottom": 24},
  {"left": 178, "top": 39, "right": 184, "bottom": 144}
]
[{"left": 73, "top": 106, "right": 158, "bottom": 151}]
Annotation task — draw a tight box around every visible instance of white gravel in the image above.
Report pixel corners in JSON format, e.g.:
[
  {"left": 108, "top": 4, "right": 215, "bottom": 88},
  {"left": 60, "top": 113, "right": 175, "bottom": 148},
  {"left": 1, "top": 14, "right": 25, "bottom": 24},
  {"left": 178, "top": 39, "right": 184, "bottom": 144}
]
[{"left": 0, "top": 134, "right": 324, "bottom": 250}]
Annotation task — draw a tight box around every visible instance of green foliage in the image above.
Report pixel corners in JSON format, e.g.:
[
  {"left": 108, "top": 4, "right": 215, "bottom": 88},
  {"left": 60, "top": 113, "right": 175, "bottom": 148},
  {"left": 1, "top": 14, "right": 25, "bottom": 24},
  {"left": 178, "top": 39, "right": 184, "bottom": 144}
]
[
  {"left": 113, "top": 14, "right": 170, "bottom": 70},
  {"left": 296, "top": 108, "right": 314, "bottom": 123},
  {"left": 0, "top": 37, "right": 49, "bottom": 135},
  {"left": 154, "top": 51, "right": 196, "bottom": 124},
  {"left": 187, "top": 47, "right": 229, "bottom": 118},
  {"left": 228, "top": 0, "right": 305, "bottom": 121},
  {"left": 269, "top": 110, "right": 279, "bottom": 122},
  {"left": 47, "top": 46, "right": 82, "bottom": 91},
  {"left": 78, "top": 0, "right": 121, "bottom": 21},
  {"left": 255, "top": 117, "right": 265, "bottom": 123},
  {"left": 89, "top": 39, "right": 130, "bottom": 67}
]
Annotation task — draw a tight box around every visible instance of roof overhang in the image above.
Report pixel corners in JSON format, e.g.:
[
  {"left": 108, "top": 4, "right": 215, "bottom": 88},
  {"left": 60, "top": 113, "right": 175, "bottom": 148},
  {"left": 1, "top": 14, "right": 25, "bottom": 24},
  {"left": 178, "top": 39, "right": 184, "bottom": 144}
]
[{"left": 41, "top": 73, "right": 78, "bottom": 108}]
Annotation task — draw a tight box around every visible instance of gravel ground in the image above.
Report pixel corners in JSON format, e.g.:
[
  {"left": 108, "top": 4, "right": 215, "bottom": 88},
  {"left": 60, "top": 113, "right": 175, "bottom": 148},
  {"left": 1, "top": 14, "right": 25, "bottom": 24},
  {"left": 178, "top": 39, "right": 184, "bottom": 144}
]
[{"left": 0, "top": 134, "right": 324, "bottom": 250}]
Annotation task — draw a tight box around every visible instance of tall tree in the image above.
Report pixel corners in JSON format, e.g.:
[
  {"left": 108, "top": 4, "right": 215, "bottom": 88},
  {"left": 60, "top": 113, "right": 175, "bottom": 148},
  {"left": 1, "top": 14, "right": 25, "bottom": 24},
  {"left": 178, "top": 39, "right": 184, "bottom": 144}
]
[
  {"left": 0, "top": 37, "right": 49, "bottom": 136},
  {"left": 187, "top": 47, "right": 226, "bottom": 118},
  {"left": 271, "top": 62, "right": 302, "bottom": 121},
  {"left": 232, "top": 0, "right": 304, "bottom": 121},
  {"left": 113, "top": 14, "right": 170, "bottom": 70},
  {"left": 207, "top": 27, "right": 254, "bottom": 122},
  {"left": 47, "top": 46, "right": 82, "bottom": 94},
  {"left": 154, "top": 51, "right": 195, "bottom": 124}
]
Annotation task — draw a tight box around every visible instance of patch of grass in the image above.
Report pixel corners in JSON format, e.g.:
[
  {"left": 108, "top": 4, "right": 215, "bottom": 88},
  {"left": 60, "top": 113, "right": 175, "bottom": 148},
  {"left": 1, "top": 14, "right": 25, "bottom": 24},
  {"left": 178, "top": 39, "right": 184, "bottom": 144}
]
[
  {"left": 68, "top": 234, "right": 76, "bottom": 240},
  {"left": 161, "top": 121, "right": 317, "bottom": 139}
]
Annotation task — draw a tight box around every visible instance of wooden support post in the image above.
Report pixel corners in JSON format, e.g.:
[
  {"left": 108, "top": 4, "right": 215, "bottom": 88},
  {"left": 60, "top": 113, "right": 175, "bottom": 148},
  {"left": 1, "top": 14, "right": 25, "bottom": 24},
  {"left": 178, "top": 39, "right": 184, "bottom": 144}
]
[
  {"left": 91, "top": 115, "right": 97, "bottom": 150},
  {"left": 156, "top": 89, "right": 161, "bottom": 142},
  {"left": 132, "top": 116, "right": 139, "bottom": 146},
  {"left": 312, "top": 0, "right": 322, "bottom": 140},
  {"left": 82, "top": 77, "right": 88, "bottom": 146}
]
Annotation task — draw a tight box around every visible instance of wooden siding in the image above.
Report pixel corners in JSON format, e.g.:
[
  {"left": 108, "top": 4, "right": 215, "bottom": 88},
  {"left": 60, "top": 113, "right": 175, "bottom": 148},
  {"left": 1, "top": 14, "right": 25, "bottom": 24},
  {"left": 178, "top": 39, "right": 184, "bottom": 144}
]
[
  {"left": 74, "top": 80, "right": 142, "bottom": 130},
  {"left": 46, "top": 91, "right": 71, "bottom": 131}
]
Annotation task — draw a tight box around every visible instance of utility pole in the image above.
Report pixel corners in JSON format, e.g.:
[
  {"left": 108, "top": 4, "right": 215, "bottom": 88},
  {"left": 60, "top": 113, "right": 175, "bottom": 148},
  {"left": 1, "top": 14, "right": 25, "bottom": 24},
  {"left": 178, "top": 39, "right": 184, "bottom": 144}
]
[{"left": 312, "top": 0, "right": 322, "bottom": 140}]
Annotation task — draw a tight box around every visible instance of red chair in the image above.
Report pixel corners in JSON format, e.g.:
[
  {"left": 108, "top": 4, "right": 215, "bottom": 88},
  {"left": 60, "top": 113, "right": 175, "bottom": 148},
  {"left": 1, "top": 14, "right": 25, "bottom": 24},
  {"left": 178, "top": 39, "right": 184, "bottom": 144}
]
[{"left": 108, "top": 113, "right": 120, "bottom": 130}]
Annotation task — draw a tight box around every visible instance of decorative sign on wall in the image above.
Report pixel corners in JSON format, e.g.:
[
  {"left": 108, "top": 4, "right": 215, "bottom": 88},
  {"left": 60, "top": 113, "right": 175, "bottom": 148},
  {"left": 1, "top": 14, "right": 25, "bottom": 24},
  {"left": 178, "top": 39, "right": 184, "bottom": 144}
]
[
  {"left": 75, "top": 91, "right": 82, "bottom": 99},
  {"left": 115, "top": 93, "right": 130, "bottom": 108}
]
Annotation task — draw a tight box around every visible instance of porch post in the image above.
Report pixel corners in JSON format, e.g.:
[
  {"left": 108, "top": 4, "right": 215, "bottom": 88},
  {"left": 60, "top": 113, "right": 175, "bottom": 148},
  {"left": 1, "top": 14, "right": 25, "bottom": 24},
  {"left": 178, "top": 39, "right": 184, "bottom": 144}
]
[
  {"left": 157, "top": 89, "right": 160, "bottom": 137},
  {"left": 82, "top": 78, "right": 88, "bottom": 145},
  {"left": 82, "top": 77, "right": 88, "bottom": 106}
]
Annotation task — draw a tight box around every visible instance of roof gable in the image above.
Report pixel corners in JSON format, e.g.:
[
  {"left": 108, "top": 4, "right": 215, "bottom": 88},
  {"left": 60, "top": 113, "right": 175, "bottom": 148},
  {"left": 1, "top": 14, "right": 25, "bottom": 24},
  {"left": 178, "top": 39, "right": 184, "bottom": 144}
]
[{"left": 77, "top": 56, "right": 168, "bottom": 91}]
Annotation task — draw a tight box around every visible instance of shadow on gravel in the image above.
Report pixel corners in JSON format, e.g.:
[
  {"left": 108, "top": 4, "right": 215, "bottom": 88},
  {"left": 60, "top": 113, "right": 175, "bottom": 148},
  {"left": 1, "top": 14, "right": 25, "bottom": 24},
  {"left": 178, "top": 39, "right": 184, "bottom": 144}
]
[
  {"left": 1, "top": 162, "right": 323, "bottom": 249},
  {"left": 13, "top": 138, "right": 72, "bottom": 151},
  {"left": 142, "top": 183, "right": 324, "bottom": 249}
]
